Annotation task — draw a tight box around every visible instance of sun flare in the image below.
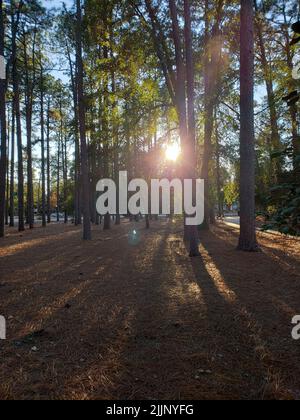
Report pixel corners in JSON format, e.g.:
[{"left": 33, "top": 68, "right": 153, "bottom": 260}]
[{"left": 165, "top": 143, "right": 181, "bottom": 162}]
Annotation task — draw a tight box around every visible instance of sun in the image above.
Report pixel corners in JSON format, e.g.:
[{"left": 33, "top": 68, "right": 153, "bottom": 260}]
[{"left": 165, "top": 143, "right": 181, "bottom": 162}]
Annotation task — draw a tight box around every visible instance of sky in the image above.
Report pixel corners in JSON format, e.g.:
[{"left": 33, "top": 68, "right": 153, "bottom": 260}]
[
  {"left": 43, "top": 0, "right": 73, "bottom": 9},
  {"left": 42, "top": 0, "right": 73, "bottom": 83}
]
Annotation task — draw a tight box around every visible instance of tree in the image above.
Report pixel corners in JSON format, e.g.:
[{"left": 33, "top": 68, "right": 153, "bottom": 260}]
[
  {"left": 0, "top": 0, "right": 6, "bottom": 237},
  {"left": 183, "top": 0, "right": 200, "bottom": 257},
  {"left": 40, "top": 57, "right": 46, "bottom": 227},
  {"left": 224, "top": 181, "right": 239, "bottom": 210},
  {"left": 201, "top": 0, "right": 224, "bottom": 228},
  {"left": 11, "top": 0, "right": 25, "bottom": 232},
  {"left": 76, "top": 0, "right": 91, "bottom": 240},
  {"left": 143, "top": 0, "right": 200, "bottom": 256},
  {"left": 254, "top": 0, "right": 282, "bottom": 181},
  {"left": 238, "top": 0, "right": 259, "bottom": 252},
  {"left": 9, "top": 106, "right": 15, "bottom": 227}
]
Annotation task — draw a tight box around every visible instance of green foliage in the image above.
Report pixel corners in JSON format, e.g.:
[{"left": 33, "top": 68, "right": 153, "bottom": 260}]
[
  {"left": 224, "top": 182, "right": 239, "bottom": 208},
  {"left": 264, "top": 157, "right": 300, "bottom": 236}
]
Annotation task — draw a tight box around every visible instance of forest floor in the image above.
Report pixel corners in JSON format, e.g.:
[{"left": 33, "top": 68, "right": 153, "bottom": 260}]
[{"left": 0, "top": 219, "right": 300, "bottom": 400}]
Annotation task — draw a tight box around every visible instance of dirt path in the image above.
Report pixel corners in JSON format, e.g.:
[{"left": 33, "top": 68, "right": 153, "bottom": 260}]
[{"left": 0, "top": 220, "right": 300, "bottom": 400}]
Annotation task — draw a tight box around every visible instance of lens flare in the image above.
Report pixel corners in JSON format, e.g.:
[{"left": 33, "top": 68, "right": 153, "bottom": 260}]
[{"left": 165, "top": 143, "right": 181, "bottom": 162}]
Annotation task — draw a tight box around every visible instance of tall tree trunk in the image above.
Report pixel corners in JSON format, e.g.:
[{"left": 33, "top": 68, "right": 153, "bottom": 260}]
[
  {"left": 103, "top": 19, "right": 111, "bottom": 231},
  {"left": 15, "top": 82, "right": 24, "bottom": 232},
  {"left": 66, "top": 36, "right": 81, "bottom": 225},
  {"left": 5, "top": 108, "right": 10, "bottom": 225},
  {"left": 201, "top": 0, "right": 224, "bottom": 229},
  {"left": 11, "top": 12, "right": 24, "bottom": 232},
  {"left": 238, "top": 0, "right": 259, "bottom": 252},
  {"left": 63, "top": 135, "right": 68, "bottom": 224},
  {"left": 282, "top": 5, "right": 300, "bottom": 167},
  {"left": 0, "top": 0, "right": 6, "bottom": 237},
  {"left": 201, "top": 0, "right": 213, "bottom": 229},
  {"left": 25, "top": 88, "right": 34, "bottom": 229},
  {"left": 254, "top": 1, "right": 281, "bottom": 180},
  {"left": 24, "top": 30, "right": 36, "bottom": 230},
  {"left": 215, "top": 119, "right": 223, "bottom": 218},
  {"left": 9, "top": 107, "right": 15, "bottom": 227},
  {"left": 110, "top": 26, "right": 120, "bottom": 226},
  {"left": 56, "top": 132, "right": 60, "bottom": 223},
  {"left": 40, "top": 62, "right": 46, "bottom": 227},
  {"left": 184, "top": 0, "right": 200, "bottom": 257},
  {"left": 46, "top": 97, "right": 51, "bottom": 224},
  {"left": 169, "top": 0, "right": 189, "bottom": 242},
  {"left": 76, "top": 0, "right": 91, "bottom": 240},
  {"left": 169, "top": 0, "right": 188, "bottom": 152}
]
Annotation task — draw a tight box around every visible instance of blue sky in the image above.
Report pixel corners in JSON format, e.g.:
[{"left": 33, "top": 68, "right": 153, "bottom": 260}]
[{"left": 43, "top": 0, "right": 73, "bottom": 9}]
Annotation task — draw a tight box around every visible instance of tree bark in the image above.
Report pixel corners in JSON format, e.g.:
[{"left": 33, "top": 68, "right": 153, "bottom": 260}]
[
  {"left": 102, "top": 13, "right": 111, "bottom": 231},
  {"left": 66, "top": 36, "right": 81, "bottom": 225},
  {"left": 9, "top": 107, "right": 15, "bottom": 227},
  {"left": 184, "top": 0, "right": 200, "bottom": 257},
  {"left": 11, "top": 10, "right": 25, "bottom": 232},
  {"left": 56, "top": 126, "right": 60, "bottom": 223},
  {"left": 169, "top": 0, "right": 189, "bottom": 242},
  {"left": 0, "top": 0, "right": 6, "bottom": 237},
  {"left": 215, "top": 118, "right": 223, "bottom": 218},
  {"left": 5, "top": 108, "right": 10, "bottom": 225},
  {"left": 63, "top": 135, "right": 68, "bottom": 224},
  {"left": 254, "top": 1, "right": 281, "bottom": 180},
  {"left": 46, "top": 97, "right": 51, "bottom": 224},
  {"left": 76, "top": 0, "right": 91, "bottom": 240},
  {"left": 40, "top": 61, "right": 46, "bottom": 227},
  {"left": 23, "top": 28, "right": 37, "bottom": 229},
  {"left": 238, "top": 0, "right": 259, "bottom": 252},
  {"left": 201, "top": 0, "right": 224, "bottom": 229},
  {"left": 282, "top": 5, "right": 300, "bottom": 168}
]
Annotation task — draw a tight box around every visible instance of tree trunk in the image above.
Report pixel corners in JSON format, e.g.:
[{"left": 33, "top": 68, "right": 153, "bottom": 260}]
[
  {"left": 9, "top": 107, "right": 15, "bottom": 227},
  {"left": 63, "top": 135, "right": 68, "bottom": 224},
  {"left": 282, "top": 7, "right": 300, "bottom": 168},
  {"left": 109, "top": 18, "right": 121, "bottom": 227},
  {"left": 184, "top": 0, "right": 200, "bottom": 257},
  {"left": 12, "top": 21, "right": 24, "bottom": 232},
  {"left": 169, "top": 0, "right": 189, "bottom": 243},
  {"left": 46, "top": 97, "right": 51, "bottom": 224},
  {"left": 5, "top": 109, "right": 10, "bottom": 225},
  {"left": 24, "top": 30, "right": 36, "bottom": 230},
  {"left": 66, "top": 37, "right": 81, "bottom": 225},
  {"left": 255, "top": 1, "right": 281, "bottom": 180},
  {"left": 201, "top": 0, "right": 224, "bottom": 229},
  {"left": 40, "top": 62, "right": 46, "bottom": 227},
  {"left": 201, "top": 0, "right": 213, "bottom": 230},
  {"left": 76, "top": 0, "right": 91, "bottom": 240},
  {"left": 238, "top": 0, "right": 259, "bottom": 252},
  {"left": 102, "top": 20, "right": 111, "bottom": 231},
  {"left": 215, "top": 119, "right": 223, "bottom": 218},
  {"left": 15, "top": 81, "right": 24, "bottom": 232},
  {"left": 0, "top": 0, "right": 6, "bottom": 237},
  {"left": 56, "top": 132, "right": 60, "bottom": 223}
]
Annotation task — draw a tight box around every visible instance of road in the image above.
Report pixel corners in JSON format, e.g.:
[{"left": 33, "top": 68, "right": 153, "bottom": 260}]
[{"left": 224, "top": 216, "right": 240, "bottom": 226}]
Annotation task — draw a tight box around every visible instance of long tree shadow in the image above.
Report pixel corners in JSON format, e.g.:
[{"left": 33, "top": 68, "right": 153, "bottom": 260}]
[
  {"left": 89, "top": 223, "right": 283, "bottom": 400},
  {"left": 196, "top": 226, "right": 300, "bottom": 399},
  {"left": 57, "top": 222, "right": 299, "bottom": 400}
]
